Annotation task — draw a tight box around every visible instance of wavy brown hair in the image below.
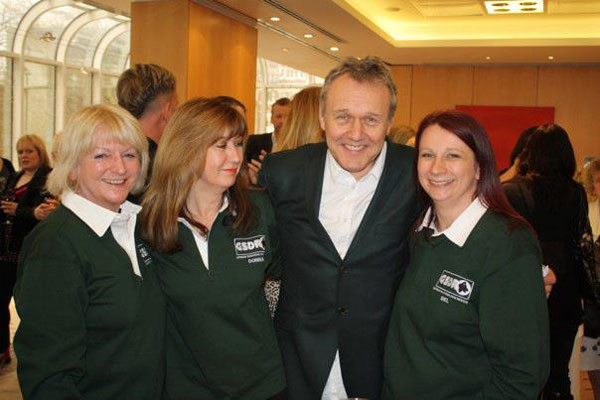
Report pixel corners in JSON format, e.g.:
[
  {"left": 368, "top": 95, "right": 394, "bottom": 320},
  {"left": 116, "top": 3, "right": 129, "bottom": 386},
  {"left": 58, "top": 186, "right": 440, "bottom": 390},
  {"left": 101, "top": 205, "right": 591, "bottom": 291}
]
[{"left": 140, "top": 97, "right": 254, "bottom": 253}]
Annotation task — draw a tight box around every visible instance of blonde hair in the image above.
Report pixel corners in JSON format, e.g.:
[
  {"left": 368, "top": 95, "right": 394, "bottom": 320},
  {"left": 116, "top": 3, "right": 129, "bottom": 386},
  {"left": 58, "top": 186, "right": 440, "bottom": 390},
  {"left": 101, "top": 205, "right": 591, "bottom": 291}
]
[
  {"left": 387, "top": 125, "right": 415, "bottom": 145},
  {"left": 140, "top": 97, "right": 254, "bottom": 253},
  {"left": 17, "top": 134, "right": 50, "bottom": 170},
  {"left": 274, "top": 86, "right": 324, "bottom": 152},
  {"left": 46, "top": 104, "right": 149, "bottom": 197},
  {"left": 584, "top": 159, "right": 600, "bottom": 200}
]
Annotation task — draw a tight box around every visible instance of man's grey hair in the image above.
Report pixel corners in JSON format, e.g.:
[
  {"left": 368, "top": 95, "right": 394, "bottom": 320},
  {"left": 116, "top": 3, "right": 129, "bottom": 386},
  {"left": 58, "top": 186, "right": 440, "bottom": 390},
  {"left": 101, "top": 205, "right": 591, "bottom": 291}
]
[{"left": 320, "top": 56, "right": 397, "bottom": 122}]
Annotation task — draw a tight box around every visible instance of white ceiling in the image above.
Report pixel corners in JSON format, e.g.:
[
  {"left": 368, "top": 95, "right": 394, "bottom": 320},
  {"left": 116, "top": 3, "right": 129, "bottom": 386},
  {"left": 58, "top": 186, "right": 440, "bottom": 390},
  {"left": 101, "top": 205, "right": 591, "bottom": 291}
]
[{"left": 95, "top": 0, "right": 600, "bottom": 77}]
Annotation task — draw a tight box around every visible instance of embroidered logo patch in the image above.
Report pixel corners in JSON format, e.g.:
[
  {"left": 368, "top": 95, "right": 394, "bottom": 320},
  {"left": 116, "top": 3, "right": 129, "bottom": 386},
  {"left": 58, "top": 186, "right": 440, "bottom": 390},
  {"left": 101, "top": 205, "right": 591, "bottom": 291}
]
[
  {"left": 433, "top": 270, "right": 474, "bottom": 304},
  {"left": 136, "top": 241, "right": 153, "bottom": 267},
  {"left": 233, "top": 235, "right": 266, "bottom": 263}
]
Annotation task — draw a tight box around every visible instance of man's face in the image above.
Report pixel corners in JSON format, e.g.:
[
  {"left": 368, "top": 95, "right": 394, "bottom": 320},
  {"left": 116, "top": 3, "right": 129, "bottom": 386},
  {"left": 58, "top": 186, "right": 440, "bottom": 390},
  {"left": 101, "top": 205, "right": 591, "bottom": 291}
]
[
  {"left": 320, "top": 74, "right": 391, "bottom": 180},
  {"left": 271, "top": 103, "right": 291, "bottom": 137}
]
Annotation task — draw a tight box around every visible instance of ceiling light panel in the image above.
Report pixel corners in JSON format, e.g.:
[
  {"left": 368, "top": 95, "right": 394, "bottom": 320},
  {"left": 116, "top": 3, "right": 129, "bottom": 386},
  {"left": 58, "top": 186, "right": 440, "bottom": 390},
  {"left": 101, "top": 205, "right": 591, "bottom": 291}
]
[{"left": 484, "top": 0, "right": 544, "bottom": 14}]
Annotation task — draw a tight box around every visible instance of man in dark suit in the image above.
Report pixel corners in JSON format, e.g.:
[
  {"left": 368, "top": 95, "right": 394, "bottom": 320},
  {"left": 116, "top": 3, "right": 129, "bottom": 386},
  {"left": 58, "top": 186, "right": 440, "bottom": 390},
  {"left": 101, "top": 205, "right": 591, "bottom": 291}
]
[
  {"left": 259, "top": 57, "right": 418, "bottom": 400},
  {"left": 117, "top": 63, "right": 177, "bottom": 202},
  {"left": 245, "top": 97, "right": 291, "bottom": 162}
]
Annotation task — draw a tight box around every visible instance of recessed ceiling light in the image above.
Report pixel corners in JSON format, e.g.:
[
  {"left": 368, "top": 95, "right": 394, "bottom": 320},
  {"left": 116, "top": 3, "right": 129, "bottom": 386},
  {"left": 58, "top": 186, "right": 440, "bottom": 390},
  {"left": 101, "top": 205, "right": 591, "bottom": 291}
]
[
  {"left": 282, "top": 48, "right": 289, "bottom": 52},
  {"left": 485, "top": 56, "right": 491, "bottom": 60},
  {"left": 303, "top": 33, "right": 313, "bottom": 39},
  {"left": 548, "top": 56, "right": 554, "bottom": 60},
  {"left": 270, "top": 16, "right": 280, "bottom": 22},
  {"left": 330, "top": 47, "right": 339, "bottom": 52},
  {"left": 484, "top": 0, "right": 543, "bottom": 14},
  {"left": 385, "top": 7, "right": 401, "bottom": 12}
]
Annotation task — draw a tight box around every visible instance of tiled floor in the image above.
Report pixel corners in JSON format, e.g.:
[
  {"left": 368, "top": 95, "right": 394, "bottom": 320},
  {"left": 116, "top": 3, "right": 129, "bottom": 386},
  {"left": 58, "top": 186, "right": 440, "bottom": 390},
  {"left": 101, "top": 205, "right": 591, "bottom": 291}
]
[{"left": 0, "top": 301, "right": 598, "bottom": 400}]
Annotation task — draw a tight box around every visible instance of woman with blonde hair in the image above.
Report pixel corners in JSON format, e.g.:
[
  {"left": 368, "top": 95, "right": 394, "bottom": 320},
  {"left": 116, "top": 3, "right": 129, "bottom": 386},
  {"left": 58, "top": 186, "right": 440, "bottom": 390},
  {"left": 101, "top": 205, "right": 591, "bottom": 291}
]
[
  {"left": 14, "top": 105, "right": 166, "bottom": 399},
  {"left": 273, "top": 86, "right": 323, "bottom": 152},
  {"left": 140, "top": 97, "right": 285, "bottom": 399},
  {"left": 0, "top": 134, "right": 51, "bottom": 366}
]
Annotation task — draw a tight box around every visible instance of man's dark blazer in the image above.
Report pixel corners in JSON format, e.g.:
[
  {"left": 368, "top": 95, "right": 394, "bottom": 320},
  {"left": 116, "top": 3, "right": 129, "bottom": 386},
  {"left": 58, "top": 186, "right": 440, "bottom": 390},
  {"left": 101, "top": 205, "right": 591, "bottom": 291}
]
[
  {"left": 245, "top": 133, "right": 273, "bottom": 163},
  {"left": 259, "top": 141, "right": 418, "bottom": 400}
]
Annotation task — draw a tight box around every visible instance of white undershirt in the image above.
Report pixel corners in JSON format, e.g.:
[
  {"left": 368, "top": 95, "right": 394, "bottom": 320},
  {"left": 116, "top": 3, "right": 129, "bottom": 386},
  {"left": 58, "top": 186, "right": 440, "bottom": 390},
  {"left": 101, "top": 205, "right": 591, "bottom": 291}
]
[
  {"left": 178, "top": 196, "right": 229, "bottom": 269},
  {"left": 318, "top": 142, "right": 386, "bottom": 400},
  {"left": 62, "top": 191, "right": 142, "bottom": 277}
]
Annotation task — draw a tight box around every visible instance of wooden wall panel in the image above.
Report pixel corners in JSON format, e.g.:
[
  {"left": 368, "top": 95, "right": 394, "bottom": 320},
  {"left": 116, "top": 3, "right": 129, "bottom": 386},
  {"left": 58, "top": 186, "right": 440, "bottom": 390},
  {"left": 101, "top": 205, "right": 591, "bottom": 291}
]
[
  {"left": 131, "top": 0, "right": 188, "bottom": 105},
  {"left": 473, "top": 67, "right": 538, "bottom": 106},
  {"left": 410, "top": 66, "right": 474, "bottom": 127},
  {"left": 187, "top": 2, "right": 257, "bottom": 130},
  {"left": 537, "top": 66, "right": 600, "bottom": 166},
  {"left": 388, "top": 65, "right": 412, "bottom": 128}
]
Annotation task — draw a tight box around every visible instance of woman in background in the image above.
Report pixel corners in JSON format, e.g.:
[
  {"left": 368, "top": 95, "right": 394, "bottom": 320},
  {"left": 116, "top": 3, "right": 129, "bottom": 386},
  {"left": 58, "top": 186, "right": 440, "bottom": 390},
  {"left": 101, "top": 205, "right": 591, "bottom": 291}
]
[
  {"left": 273, "top": 86, "right": 323, "bottom": 152},
  {"left": 581, "top": 158, "right": 600, "bottom": 398},
  {"left": 383, "top": 110, "right": 549, "bottom": 399},
  {"left": 14, "top": 105, "right": 165, "bottom": 399},
  {"left": 141, "top": 98, "right": 285, "bottom": 399},
  {"left": 0, "top": 135, "right": 50, "bottom": 367},
  {"left": 503, "top": 124, "right": 587, "bottom": 400}
]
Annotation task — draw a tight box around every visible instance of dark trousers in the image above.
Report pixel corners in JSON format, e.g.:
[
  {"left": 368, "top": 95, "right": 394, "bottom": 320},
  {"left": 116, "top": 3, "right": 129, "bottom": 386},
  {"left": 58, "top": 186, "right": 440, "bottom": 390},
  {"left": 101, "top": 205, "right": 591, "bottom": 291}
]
[
  {"left": 0, "top": 261, "right": 17, "bottom": 353},
  {"left": 544, "top": 275, "right": 582, "bottom": 397}
]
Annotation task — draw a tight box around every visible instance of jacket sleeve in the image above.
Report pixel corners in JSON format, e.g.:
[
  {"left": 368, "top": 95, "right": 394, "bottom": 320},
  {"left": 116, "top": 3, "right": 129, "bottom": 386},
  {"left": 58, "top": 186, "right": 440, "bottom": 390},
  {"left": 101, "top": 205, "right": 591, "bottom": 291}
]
[
  {"left": 479, "top": 230, "right": 550, "bottom": 400},
  {"left": 15, "top": 168, "right": 49, "bottom": 222},
  {"left": 14, "top": 232, "right": 88, "bottom": 400}
]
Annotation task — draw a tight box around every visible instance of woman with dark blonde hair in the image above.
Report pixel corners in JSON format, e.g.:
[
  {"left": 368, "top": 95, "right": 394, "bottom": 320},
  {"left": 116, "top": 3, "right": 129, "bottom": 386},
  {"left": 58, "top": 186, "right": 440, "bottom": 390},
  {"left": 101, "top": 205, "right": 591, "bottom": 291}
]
[
  {"left": 140, "top": 97, "right": 285, "bottom": 400},
  {"left": 1, "top": 134, "right": 51, "bottom": 366},
  {"left": 273, "top": 86, "right": 323, "bottom": 152}
]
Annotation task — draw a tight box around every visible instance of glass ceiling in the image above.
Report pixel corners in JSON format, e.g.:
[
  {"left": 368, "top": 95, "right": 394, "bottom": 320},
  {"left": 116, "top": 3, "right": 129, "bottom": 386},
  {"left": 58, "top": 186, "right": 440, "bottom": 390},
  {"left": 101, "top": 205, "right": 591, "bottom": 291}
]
[{"left": 0, "top": 0, "right": 130, "bottom": 71}]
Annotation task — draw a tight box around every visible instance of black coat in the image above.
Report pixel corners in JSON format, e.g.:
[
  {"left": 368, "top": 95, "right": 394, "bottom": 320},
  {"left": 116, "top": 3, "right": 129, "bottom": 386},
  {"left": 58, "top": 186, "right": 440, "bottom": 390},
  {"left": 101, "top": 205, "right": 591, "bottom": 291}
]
[
  {"left": 1, "top": 166, "right": 51, "bottom": 253},
  {"left": 259, "top": 141, "right": 418, "bottom": 400}
]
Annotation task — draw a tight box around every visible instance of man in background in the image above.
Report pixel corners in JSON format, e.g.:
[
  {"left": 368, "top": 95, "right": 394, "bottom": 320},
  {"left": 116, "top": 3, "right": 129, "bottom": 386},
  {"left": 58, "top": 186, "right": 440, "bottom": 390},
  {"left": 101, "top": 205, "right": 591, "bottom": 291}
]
[
  {"left": 245, "top": 97, "right": 291, "bottom": 162},
  {"left": 117, "top": 63, "right": 177, "bottom": 201}
]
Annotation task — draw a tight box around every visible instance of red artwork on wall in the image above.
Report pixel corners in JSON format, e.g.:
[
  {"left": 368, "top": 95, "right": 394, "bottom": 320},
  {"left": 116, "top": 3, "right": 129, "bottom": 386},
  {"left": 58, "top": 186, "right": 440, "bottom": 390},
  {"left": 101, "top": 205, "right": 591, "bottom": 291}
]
[{"left": 455, "top": 105, "right": 555, "bottom": 171}]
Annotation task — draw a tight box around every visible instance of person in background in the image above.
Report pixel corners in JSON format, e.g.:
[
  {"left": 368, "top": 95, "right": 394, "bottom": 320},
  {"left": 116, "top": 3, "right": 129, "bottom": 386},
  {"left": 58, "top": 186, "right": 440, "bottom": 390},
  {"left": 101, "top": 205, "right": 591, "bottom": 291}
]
[
  {"left": 259, "top": 56, "right": 418, "bottom": 400},
  {"left": 248, "top": 87, "right": 324, "bottom": 185},
  {"left": 503, "top": 124, "right": 588, "bottom": 400},
  {"left": 273, "top": 87, "right": 323, "bottom": 152},
  {"left": 117, "top": 63, "right": 177, "bottom": 201},
  {"left": 0, "top": 135, "right": 51, "bottom": 367},
  {"left": 383, "top": 110, "right": 549, "bottom": 399},
  {"left": 245, "top": 97, "right": 291, "bottom": 163},
  {"left": 499, "top": 126, "right": 537, "bottom": 183},
  {"left": 387, "top": 124, "right": 415, "bottom": 145},
  {"left": 0, "top": 156, "right": 15, "bottom": 193},
  {"left": 254, "top": 86, "right": 324, "bottom": 316},
  {"left": 581, "top": 158, "right": 600, "bottom": 398},
  {"left": 14, "top": 104, "right": 165, "bottom": 399},
  {"left": 33, "top": 132, "right": 63, "bottom": 221},
  {"left": 140, "top": 98, "right": 285, "bottom": 399}
]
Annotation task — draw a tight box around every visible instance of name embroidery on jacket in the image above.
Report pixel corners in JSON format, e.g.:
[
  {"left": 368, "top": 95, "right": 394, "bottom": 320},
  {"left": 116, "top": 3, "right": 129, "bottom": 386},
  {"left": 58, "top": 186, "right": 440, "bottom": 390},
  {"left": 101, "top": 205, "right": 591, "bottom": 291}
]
[
  {"left": 433, "top": 270, "right": 474, "bottom": 304},
  {"left": 233, "top": 235, "right": 266, "bottom": 264}
]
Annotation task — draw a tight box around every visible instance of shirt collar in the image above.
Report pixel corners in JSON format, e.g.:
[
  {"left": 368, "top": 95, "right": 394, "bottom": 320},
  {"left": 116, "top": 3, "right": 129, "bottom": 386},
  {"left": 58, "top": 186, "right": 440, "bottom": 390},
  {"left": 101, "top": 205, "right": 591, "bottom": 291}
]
[
  {"left": 62, "top": 191, "right": 141, "bottom": 237},
  {"left": 326, "top": 141, "right": 387, "bottom": 185},
  {"left": 418, "top": 197, "right": 488, "bottom": 247}
]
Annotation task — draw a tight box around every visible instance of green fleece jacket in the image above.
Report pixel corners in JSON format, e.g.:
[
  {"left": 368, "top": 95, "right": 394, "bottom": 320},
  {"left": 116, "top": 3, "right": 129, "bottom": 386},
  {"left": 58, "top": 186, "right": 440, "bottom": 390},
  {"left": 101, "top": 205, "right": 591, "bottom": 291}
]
[
  {"left": 153, "top": 191, "right": 285, "bottom": 400},
  {"left": 383, "top": 211, "right": 549, "bottom": 400},
  {"left": 14, "top": 205, "right": 166, "bottom": 400}
]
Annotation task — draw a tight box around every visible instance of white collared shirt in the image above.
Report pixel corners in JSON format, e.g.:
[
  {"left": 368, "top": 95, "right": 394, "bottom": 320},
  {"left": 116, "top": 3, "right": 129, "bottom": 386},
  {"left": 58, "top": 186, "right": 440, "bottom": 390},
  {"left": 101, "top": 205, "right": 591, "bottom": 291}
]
[
  {"left": 318, "top": 142, "right": 387, "bottom": 400},
  {"left": 178, "top": 196, "right": 229, "bottom": 269},
  {"left": 62, "top": 191, "right": 143, "bottom": 277},
  {"left": 418, "top": 197, "right": 488, "bottom": 247}
]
